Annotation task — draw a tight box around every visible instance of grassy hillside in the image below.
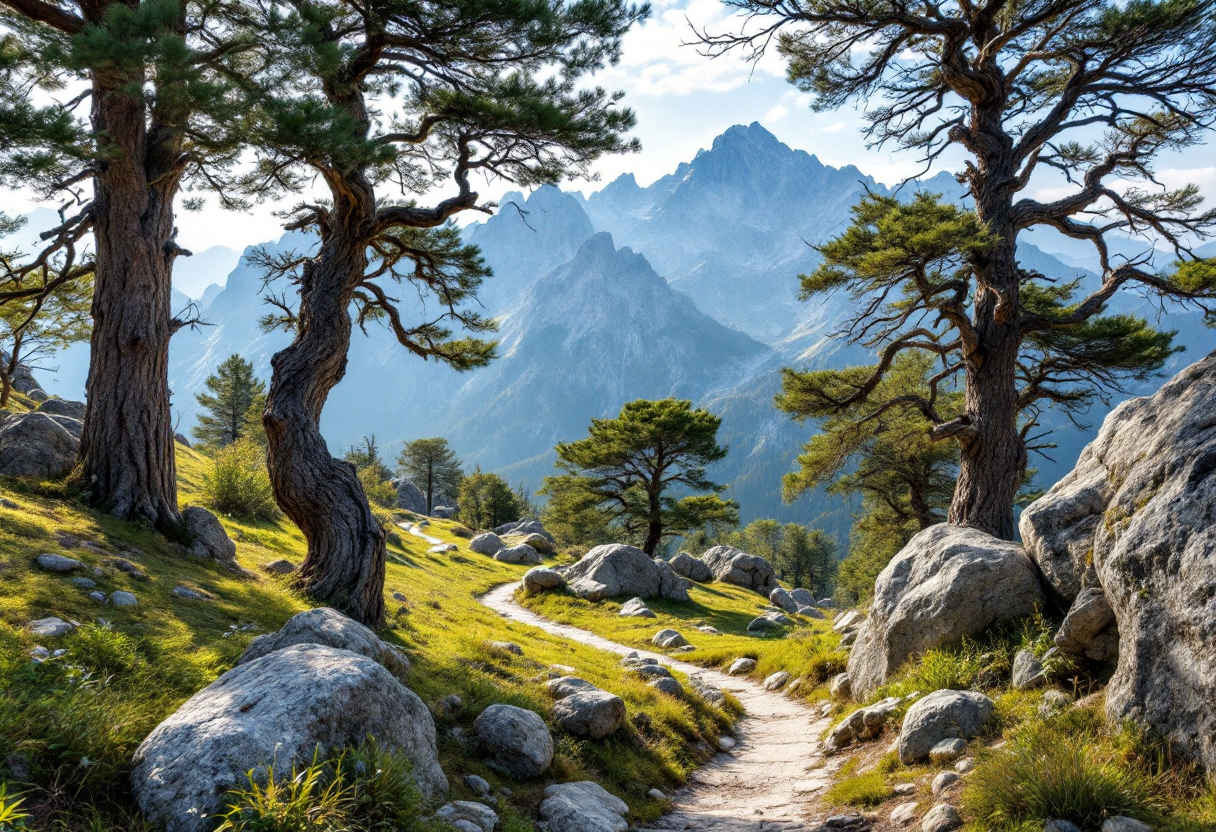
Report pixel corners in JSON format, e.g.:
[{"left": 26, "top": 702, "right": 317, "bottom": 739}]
[{"left": 0, "top": 446, "right": 733, "bottom": 831}]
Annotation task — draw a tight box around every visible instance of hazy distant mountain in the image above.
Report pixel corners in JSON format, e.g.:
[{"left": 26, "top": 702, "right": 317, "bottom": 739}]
[{"left": 174, "top": 246, "right": 240, "bottom": 298}]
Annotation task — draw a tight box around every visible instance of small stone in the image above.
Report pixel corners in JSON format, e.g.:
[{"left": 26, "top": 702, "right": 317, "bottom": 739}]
[
  {"left": 29, "top": 645, "right": 50, "bottom": 660},
  {"left": 932, "top": 771, "right": 959, "bottom": 795},
  {"left": 27, "top": 617, "right": 74, "bottom": 637},
  {"left": 435, "top": 801, "right": 499, "bottom": 832},
  {"left": 891, "top": 802, "right": 920, "bottom": 825},
  {"left": 728, "top": 657, "right": 756, "bottom": 675},
  {"left": 488, "top": 641, "right": 522, "bottom": 656},
  {"left": 1012, "top": 648, "right": 1047, "bottom": 690},
  {"left": 5, "top": 753, "right": 30, "bottom": 780},
  {"left": 392, "top": 592, "right": 408, "bottom": 602},
  {"left": 954, "top": 758, "right": 975, "bottom": 773},
  {"left": 652, "top": 628, "right": 689, "bottom": 649},
  {"left": 172, "top": 585, "right": 216, "bottom": 601},
  {"left": 1101, "top": 819, "right": 1152, "bottom": 832},
  {"left": 463, "top": 774, "right": 490, "bottom": 796},
  {"left": 763, "top": 671, "right": 791, "bottom": 691},
  {"left": 697, "top": 625, "right": 721, "bottom": 635},
  {"left": 69, "top": 576, "right": 97, "bottom": 589},
  {"left": 647, "top": 788, "right": 666, "bottom": 800},
  {"left": 893, "top": 783, "right": 916, "bottom": 795},
  {"left": 88, "top": 591, "right": 107, "bottom": 603},
  {"left": 620, "top": 597, "right": 656, "bottom": 618},
  {"left": 436, "top": 694, "right": 464, "bottom": 718},
  {"left": 261, "top": 559, "right": 295, "bottom": 575},
  {"left": 831, "top": 672, "right": 853, "bottom": 700},
  {"left": 37, "top": 553, "right": 84, "bottom": 573},
  {"left": 1045, "top": 821, "right": 1083, "bottom": 832},
  {"left": 929, "top": 737, "right": 967, "bottom": 764},
  {"left": 718, "top": 735, "right": 736, "bottom": 751},
  {"left": 428, "top": 544, "right": 457, "bottom": 554},
  {"left": 110, "top": 591, "right": 138, "bottom": 608},
  {"left": 649, "top": 677, "right": 683, "bottom": 697},
  {"left": 107, "top": 557, "right": 147, "bottom": 580},
  {"left": 921, "top": 804, "right": 963, "bottom": 832},
  {"left": 0, "top": 498, "right": 17, "bottom": 509},
  {"left": 1038, "top": 689, "right": 1074, "bottom": 718},
  {"left": 629, "top": 663, "right": 673, "bottom": 680}
]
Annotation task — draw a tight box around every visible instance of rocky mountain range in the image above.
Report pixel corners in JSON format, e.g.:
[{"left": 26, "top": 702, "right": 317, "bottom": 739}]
[{"left": 24, "top": 122, "right": 1216, "bottom": 539}]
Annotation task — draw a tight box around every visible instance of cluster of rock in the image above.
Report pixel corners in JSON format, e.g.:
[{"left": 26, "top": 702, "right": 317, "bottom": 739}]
[
  {"left": 699, "top": 545, "right": 778, "bottom": 594},
  {"left": 620, "top": 653, "right": 688, "bottom": 698},
  {"left": 529, "top": 544, "right": 692, "bottom": 602},
  {"left": 469, "top": 520, "right": 556, "bottom": 567}
]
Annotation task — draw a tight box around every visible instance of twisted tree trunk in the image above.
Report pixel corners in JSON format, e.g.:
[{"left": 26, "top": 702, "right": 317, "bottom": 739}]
[
  {"left": 78, "top": 69, "right": 181, "bottom": 531},
  {"left": 264, "top": 218, "right": 386, "bottom": 628}
]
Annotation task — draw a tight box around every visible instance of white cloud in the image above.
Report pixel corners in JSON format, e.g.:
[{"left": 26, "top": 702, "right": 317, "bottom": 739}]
[{"left": 764, "top": 104, "right": 789, "bottom": 123}]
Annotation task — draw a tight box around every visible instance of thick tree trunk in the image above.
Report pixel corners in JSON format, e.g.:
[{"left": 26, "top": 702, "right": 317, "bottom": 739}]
[
  {"left": 264, "top": 225, "right": 386, "bottom": 628},
  {"left": 78, "top": 76, "right": 180, "bottom": 530},
  {"left": 948, "top": 230, "right": 1026, "bottom": 539}
]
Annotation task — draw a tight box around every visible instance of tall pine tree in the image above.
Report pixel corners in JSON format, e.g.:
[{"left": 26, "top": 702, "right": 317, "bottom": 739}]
[
  {"left": 234, "top": 0, "right": 646, "bottom": 624},
  {"left": 397, "top": 438, "right": 464, "bottom": 515},
  {"left": 192, "top": 354, "right": 266, "bottom": 449},
  {"left": 703, "top": 0, "right": 1216, "bottom": 538}
]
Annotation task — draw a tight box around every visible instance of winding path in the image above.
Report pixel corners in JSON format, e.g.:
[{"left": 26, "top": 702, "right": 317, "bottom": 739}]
[{"left": 479, "top": 583, "right": 838, "bottom": 832}]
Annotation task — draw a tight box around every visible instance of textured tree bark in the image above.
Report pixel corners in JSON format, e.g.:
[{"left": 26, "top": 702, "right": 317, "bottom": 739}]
[
  {"left": 264, "top": 219, "right": 386, "bottom": 628},
  {"left": 77, "top": 69, "right": 182, "bottom": 531}
]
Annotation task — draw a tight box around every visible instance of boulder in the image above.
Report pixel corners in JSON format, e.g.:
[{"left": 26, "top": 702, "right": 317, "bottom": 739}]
[
  {"left": 797, "top": 605, "right": 825, "bottom": 620},
  {"left": 0, "top": 413, "right": 78, "bottom": 480},
  {"left": 48, "top": 415, "right": 83, "bottom": 438},
  {"left": 182, "top": 506, "right": 243, "bottom": 573},
  {"left": 790, "top": 588, "right": 816, "bottom": 607},
  {"left": 559, "top": 544, "right": 687, "bottom": 602},
  {"left": 174, "top": 433, "right": 192, "bottom": 447},
  {"left": 619, "top": 597, "right": 655, "bottom": 618},
  {"left": 470, "top": 532, "right": 504, "bottom": 555},
  {"left": 830, "top": 672, "right": 852, "bottom": 700},
  {"left": 1011, "top": 649, "right": 1047, "bottom": 690},
  {"left": 522, "top": 567, "right": 565, "bottom": 594},
  {"left": 36, "top": 553, "right": 83, "bottom": 573},
  {"left": 652, "top": 629, "right": 688, "bottom": 649},
  {"left": 763, "top": 671, "right": 791, "bottom": 691},
  {"left": 473, "top": 704, "right": 553, "bottom": 778},
  {"left": 727, "top": 658, "right": 756, "bottom": 675},
  {"left": 700, "top": 545, "right": 777, "bottom": 594},
  {"left": 834, "top": 610, "right": 866, "bottom": 633},
  {"left": 747, "top": 612, "right": 793, "bottom": 633},
  {"left": 2, "top": 354, "right": 42, "bottom": 395},
  {"left": 897, "top": 689, "right": 994, "bottom": 765},
  {"left": 431, "top": 506, "right": 455, "bottom": 519},
  {"left": 1054, "top": 587, "right": 1119, "bottom": 664},
  {"left": 546, "top": 677, "right": 599, "bottom": 700},
  {"left": 932, "top": 770, "right": 960, "bottom": 795},
  {"left": 920, "top": 804, "right": 963, "bottom": 832},
  {"left": 552, "top": 691, "right": 627, "bottom": 739},
  {"left": 649, "top": 677, "right": 683, "bottom": 697},
  {"left": 769, "top": 587, "right": 800, "bottom": 614},
  {"left": 130, "top": 644, "right": 445, "bottom": 832},
  {"left": 515, "top": 532, "right": 555, "bottom": 554},
  {"left": 847, "top": 524, "right": 1045, "bottom": 698},
  {"left": 27, "top": 617, "right": 74, "bottom": 638},
  {"left": 261, "top": 559, "right": 295, "bottom": 575},
  {"left": 110, "top": 591, "right": 138, "bottom": 608},
  {"left": 1018, "top": 352, "right": 1216, "bottom": 775},
  {"left": 494, "top": 544, "right": 541, "bottom": 565},
  {"left": 36, "top": 398, "right": 86, "bottom": 419},
  {"left": 668, "top": 551, "right": 713, "bottom": 583},
  {"left": 436, "top": 801, "right": 498, "bottom": 832},
  {"left": 654, "top": 560, "right": 692, "bottom": 602},
  {"left": 1101, "top": 819, "right": 1152, "bottom": 832},
  {"left": 538, "top": 781, "right": 628, "bottom": 832},
  {"left": 391, "top": 478, "right": 427, "bottom": 514},
  {"left": 237, "top": 608, "right": 411, "bottom": 678}
]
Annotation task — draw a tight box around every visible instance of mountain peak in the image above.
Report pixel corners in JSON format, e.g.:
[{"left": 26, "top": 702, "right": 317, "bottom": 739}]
[{"left": 713, "top": 122, "right": 784, "bottom": 153}]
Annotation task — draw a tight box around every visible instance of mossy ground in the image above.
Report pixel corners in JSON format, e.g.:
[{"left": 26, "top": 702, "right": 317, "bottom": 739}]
[{"left": 0, "top": 445, "right": 732, "bottom": 831}]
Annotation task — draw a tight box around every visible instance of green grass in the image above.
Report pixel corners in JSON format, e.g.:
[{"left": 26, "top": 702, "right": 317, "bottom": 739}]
[
  {"left": 517, "top": 576, "right": 844, "bottom": 698},
  {"left": 822, "top": 758, "right": 891, "bottom": 808},
  {"left": 0, "top": 446, "right": 734, "bottom": 831}
]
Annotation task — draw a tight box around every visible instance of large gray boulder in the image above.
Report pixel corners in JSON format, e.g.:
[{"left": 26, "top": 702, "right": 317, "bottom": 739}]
[
  {"left": 182, "top": 506, "right": 243, "bottom": 574},
  {"left": 1019, "top": 352, "right": 1216, "bottom": 775},
  {"left": 700, "top": 545, "right": 777, "bottom": 594},
  {"left": 237, "top": 608, "right": 411, "bottom": 678},
  {"left": 391, "top": 478, "right": 427, "bottom": 514},
  {"left": 897, "top": 689, "right": 994, "bottom": 765},
  {"left": 846, "top": 524, "right": 1044, "bottom": 699},
  {"left": 0, "top": 412, "right": 78, "bottom": 480},
  {"left": 130, "top": 643, "right": 445, "bottom": 832},
  {"left": 668, "top": 551, "right": 713, "bottom": 583},
  {"left": 539, "top": 782, "right": 628, "bottom": 832},
  {"left": 769, "top": 587, "right": 800, "bottom": 614},
  {"left": 36, "top": 398, "right": 86, "bottom": 419},
  {"left": 552, "top": 691, "right": 627, "bottom": 739},
  {"left": 473, "top": 704, "right": 553, "bottom": 778},
  {"left": 494, "top": 544, "right": 541, "bottom": 565},
  {"left": 470, "top": 532, "right": 504, "bottom": 555},
  {"left": 559, "top": 544, "right": 687, "bottom": 602},
  {"left": 522, "top": 567, "right": 565, "bottom": 594}
]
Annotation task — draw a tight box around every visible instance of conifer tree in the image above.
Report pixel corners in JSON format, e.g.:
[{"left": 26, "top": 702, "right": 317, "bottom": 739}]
[
  {"left": 397, "top": 438, "right": 464, "bottom": 515},
  {"left": 237, "top": 0, "right": 646, "bottom": 624},
  {"left": 0, "top": 0, "right": 250, "bottom": 529},
  {"left": 457, "top": 467, "right": 522, "bottom": 531},
  {"left": 192, "top": 354, "right": 266, "bottom": 449},
  {"left": 542, "top": 398, "right": 738, "bottom": 556},
  {"left": 703, "top": 0, "right": 1216, "bottom": 538}
]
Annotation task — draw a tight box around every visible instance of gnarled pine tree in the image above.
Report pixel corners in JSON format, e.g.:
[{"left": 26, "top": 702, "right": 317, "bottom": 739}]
[
  {"left": 703, "top": 0, "right": 1216, "bottom": 538},
  {"left": 242, "top": 0, "right": 647, "bottom": 625}
]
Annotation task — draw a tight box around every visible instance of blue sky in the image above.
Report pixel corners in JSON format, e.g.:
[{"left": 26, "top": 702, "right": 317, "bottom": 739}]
[{"left": 3, "top": 0, "right": 1214, "bottom": 256}]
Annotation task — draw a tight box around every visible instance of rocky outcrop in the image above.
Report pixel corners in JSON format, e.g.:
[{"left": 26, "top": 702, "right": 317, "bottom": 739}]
[
  {"left": 237, "top": 608, "right": 411, "bottom": 678},
  {"left": 473, "top": 704, "right": 553, "bottom": 778},
  {"left": 390, "top": 478, "right": 427, "bottom": 514},
  {"left": 131, "top": 643, "right": 445, "bottom": 832},
  {"left": 846, "top": 524, "right": 1044, "bottom": 698},
  {"left": 1054, "top": 587, "right": 1118, "bottom": 665},
  {"left": 700, "top": 545, "right": 777, "bottom": 594},
  {"left": 36, "top": 398, "right": 86, "bottom": 419},
  {"left": 0, "top": 412, "right": 78, "bottom": 480},
  {"left": 668, "top": 551, "right": 713, "bottom": 582},
  {"left": 538, "top": 781, "right": 628, "bottom": 832},
  {"left": 896, "top": 689, "right": 994, "bottom": 765},
  {"left": 1018, "top": 352, "right": 1216, "bottom": 775},
  {"left": 182, "top": 506, "right": 244, "bottom": 574},
  {"left": 559, "top": 544, "right": 690, "bottom": 602}
]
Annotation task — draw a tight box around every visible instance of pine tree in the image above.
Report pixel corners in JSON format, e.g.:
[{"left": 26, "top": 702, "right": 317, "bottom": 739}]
[
  {"left": 542, "top": 399, "right": 738, "bottom": 556},
  {"left": 0, "top": 0, "right": 251, "bottom": 530},
  {"left": 228, "top": 0, "right": 645, "bottom": 625},
  {"left": 397, "top": 439, "right": 464, "bottom": 515},
  {"left": 192, "top": 355, "right": 266, "bottom": 449},
  {"left": 457, "top": 468, "right": 522, "bottom": 532},
  {"left": 703, "top": 0, "right": 1216, "bottom": 538}
]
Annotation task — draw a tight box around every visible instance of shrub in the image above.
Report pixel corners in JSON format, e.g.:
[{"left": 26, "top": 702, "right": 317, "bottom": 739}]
[
  {"left": 358, "top": 467, "right": 398, "bottom": 509},
  {"left": 962, "top": 718, "right": 1167, "bottom": 829},
  {"left": 0, "top": 784, "right": 29, "bottom": 830},
  {"left": 201, "top": 439, "right": 279, "bottom": 520}
]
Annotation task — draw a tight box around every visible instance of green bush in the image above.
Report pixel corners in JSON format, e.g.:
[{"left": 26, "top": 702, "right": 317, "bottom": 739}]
[
  {"left": 962, "top": 717, "right": 1167, "bottom": 829},
  {"left": 201, "top": 439, "right": 279, "bottom": 520},
  {"left": 358, "top": 467, "right": 398, "bottom": 509}
]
